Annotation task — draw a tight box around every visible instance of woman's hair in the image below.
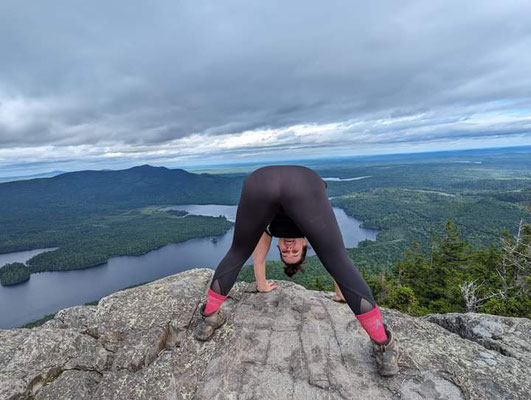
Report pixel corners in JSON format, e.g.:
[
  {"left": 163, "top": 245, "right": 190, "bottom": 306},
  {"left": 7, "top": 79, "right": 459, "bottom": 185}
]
[{"left": 280, "top": 244, "right": 308, "bottom": 278}]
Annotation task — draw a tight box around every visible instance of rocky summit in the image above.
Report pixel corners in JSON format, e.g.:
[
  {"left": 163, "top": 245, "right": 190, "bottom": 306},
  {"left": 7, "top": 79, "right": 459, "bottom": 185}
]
[{"left": 1, "top": 268, "right": 530, "bottom": 400}]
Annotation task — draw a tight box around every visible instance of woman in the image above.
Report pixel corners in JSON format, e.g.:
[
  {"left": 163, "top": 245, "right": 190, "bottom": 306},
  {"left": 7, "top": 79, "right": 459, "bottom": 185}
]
[
  {"left": 194, "top": 165, "right": 399, "bottom": 376},
  {"left": 251, "top": 193, "right": 346, "bottom": 304}
]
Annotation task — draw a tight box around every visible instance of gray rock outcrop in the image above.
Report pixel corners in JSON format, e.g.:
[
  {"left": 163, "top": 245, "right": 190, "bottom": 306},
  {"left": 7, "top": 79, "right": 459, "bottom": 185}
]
[{"left": 1, "top": 268, "right": 530, "bottom": 400}]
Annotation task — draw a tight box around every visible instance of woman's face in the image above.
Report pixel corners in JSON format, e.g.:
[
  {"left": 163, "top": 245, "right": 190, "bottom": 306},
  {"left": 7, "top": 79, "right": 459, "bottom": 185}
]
[{"left": 277, "top": 237, "right": 307, "bottom": 264}]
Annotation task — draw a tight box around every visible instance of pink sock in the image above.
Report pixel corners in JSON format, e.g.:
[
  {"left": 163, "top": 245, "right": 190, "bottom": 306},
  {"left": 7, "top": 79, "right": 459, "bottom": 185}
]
[
  {"left": 204, "top": 288, "right": 227, "bottom": 314},
  {"left": 355, "top": 305, "right": 388, "bottom": 343}
]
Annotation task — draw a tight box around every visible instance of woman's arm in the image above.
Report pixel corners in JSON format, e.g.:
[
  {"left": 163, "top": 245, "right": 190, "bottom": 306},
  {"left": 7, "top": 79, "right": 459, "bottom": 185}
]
[{"left": 252, "top": 232, "right": 277, "bottom": 292}]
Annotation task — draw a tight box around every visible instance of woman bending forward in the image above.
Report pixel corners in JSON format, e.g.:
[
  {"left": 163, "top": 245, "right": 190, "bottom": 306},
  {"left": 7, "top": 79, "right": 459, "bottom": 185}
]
[{"left": 193, "top": 165, "right": 399, "bottom": 376}]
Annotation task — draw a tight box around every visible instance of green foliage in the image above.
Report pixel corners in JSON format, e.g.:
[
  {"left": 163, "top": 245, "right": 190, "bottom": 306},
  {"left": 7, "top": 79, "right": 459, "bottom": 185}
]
[
  {"left": 319, "top": 151, "right": 531, "bottom": 199},
  {"left": 332, "top": 188, "right": 528, "bottom": 271},
  {"left": 362, "top": 270, "right": 393, "bottom": 305},
  {"left": 165, "top": 209, "right": 189, "bottom": 217},
  {"left": 25, "top": 213, "right": 233, "bottom": 274},
  {"left": 308, "top": 276, "right": 329, "bottom": 291},
  {"left": 393, "top": 242, "right": 431, "bottom": 300},
  {"left": 20, "top": 313, "right": 56, "bottom": 329},
  {"left": 0, "top": 262, "right": 30, "bottom": 286},
  {"left": 1, "top": 210, "right": 233, "bottom": 282},
  {"left": 0, "top": 165, "right": 243, "bottom": 255},
  {"left": 386, "top": 285, "right": 419, "bottom": 315},
  {"left": 480, "top": 297, "right": 531, "bottom": 318},
  {"left": 384, "top": 220, "right": 531, "bottom": 318}
]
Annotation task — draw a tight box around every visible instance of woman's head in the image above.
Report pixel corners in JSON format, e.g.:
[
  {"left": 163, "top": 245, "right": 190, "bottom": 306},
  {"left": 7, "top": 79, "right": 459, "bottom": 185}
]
[{"left": 277, "top": 237, "right": 307, "bottom": 277}]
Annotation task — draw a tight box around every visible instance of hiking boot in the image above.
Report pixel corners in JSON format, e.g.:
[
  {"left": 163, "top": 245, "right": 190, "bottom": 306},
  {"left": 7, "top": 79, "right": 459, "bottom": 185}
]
[
  {"left": 371, "top": 325, "right": 399, "bottom": 377},
  {"left": 194, "top": 303, "right": 226, "bottom": 341}
]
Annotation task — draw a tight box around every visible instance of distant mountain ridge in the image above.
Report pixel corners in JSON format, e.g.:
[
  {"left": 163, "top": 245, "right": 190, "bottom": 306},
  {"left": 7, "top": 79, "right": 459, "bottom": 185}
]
[
  {"left": 0, "top": 164, "right": 242, "bottom": 210},
  {"left": 0, "top": 164, "right": 244, "bottom": 238}
]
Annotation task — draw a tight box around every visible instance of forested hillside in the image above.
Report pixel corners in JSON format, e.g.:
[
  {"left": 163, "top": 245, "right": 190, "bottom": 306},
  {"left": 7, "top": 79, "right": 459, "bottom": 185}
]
[
  {"left": 0, "top": 165, "right": 242, "bottom": 284},
  {"left": 0, "top": 165, "right": 242, "bottom": 251},
  {"left": 333, "top": 188, "right": 529, "bottom": 272},
  {"left": 0, "top": 164, "right": 243, "bottom": 243}
]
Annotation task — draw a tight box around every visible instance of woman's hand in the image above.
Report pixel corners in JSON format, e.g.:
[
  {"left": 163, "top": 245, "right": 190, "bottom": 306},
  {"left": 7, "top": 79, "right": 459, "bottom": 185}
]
[
  {"left": 257, "top": 280, "right": 278, "bottom": 292},
  {"left": 253, "top": 232, "right": 274, "bottom": 292}
]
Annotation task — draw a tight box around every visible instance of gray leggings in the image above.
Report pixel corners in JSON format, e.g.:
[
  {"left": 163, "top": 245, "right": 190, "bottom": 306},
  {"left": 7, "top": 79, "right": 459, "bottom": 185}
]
[{"left": 210, "top": 165, "right": 376, "bottom": 315}]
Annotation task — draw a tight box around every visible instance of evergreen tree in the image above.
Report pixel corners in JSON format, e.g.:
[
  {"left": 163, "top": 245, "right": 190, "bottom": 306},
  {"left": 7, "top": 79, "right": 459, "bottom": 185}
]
[{"left": 386, "top": 285, "right": 419, "bottom": 315}]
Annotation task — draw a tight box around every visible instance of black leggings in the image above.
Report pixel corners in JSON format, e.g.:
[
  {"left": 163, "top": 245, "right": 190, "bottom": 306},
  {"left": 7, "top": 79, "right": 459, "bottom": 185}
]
[{"left": 210, "top": 165, "right": 376, "bottom": 315}]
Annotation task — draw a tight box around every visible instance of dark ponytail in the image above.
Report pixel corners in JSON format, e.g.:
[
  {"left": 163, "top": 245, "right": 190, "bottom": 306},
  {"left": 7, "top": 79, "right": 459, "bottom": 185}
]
[{"left": 283, "top": 263, "right": 305, "bottom": 277}]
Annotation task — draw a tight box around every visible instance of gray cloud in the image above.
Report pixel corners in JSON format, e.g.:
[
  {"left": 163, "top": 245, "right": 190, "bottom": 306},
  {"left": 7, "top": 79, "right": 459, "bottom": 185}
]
[{"left": 0, "top": 0, "right": 530, "bottom": 174}]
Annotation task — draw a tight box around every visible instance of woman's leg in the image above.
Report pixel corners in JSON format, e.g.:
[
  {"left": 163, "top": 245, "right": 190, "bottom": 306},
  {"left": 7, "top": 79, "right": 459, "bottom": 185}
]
[
  {"left": 209, "top": 167, "right": 280, "bottom": 297},
  {"left": 195, "top": 169, "right": 280, "bottom": 339},
  {"left": 279, "top": 166, "right": 388, "bottom": 342}
]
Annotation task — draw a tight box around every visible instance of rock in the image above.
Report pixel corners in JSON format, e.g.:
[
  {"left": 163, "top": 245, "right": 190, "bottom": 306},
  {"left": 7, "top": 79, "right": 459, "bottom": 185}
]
[
  {"left": 1, "top": 268, "right": 530, "bottom": 400},
  {"left": 424, "top": 312, "right": 531, "bottom": 366}
]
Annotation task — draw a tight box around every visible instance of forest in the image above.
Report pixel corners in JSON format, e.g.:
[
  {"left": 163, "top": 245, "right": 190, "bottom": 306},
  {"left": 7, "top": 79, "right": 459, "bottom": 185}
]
[
  {"left": 331, "top": 187, "right": 529, "bottom": 273},
  {"left": 0, "top": 262, "right": 30, "bottom": 286},
  {"left": 0, "top": 208, "right": 232, "bottom": 285},
  {"left": 377, "top": 220, "right": 531, "bottom": 317}
]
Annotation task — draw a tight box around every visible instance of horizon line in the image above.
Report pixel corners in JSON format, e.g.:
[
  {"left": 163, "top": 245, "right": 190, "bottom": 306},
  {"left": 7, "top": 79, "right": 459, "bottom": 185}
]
[{"left": 1, "top": 143, "right": 530, "bottom": 181}]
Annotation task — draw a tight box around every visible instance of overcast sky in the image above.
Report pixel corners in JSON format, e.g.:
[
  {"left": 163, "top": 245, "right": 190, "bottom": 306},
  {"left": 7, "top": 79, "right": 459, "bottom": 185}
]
[{"left": 1, "top": 1, "right": 530, "bottom": 177}]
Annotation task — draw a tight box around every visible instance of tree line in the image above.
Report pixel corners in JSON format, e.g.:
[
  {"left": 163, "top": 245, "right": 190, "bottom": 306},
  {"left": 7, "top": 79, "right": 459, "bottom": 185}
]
[{"left": 367, "top": 220, "right": 530, "bottom": 318}]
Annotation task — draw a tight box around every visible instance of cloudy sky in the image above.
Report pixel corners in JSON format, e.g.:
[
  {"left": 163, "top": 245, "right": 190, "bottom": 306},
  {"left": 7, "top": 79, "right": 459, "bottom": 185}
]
[{"left": 1, "top": 1, "right": 530, "bottom": 177}]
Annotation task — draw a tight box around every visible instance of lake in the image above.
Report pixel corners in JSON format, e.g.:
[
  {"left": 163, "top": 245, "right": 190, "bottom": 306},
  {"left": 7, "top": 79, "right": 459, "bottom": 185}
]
[
  {"left": 0, "top": 203, "right": 378, "bottom": 328},
  {"left": 0, "top": 247, "right": 59, "bottom": 266}
]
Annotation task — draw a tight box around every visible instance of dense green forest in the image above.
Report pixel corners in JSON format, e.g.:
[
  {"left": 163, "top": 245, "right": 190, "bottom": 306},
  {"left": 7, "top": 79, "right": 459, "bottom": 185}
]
[
  {"left": 0, "top": 165, "right": 242, "bottom": 285},
  {"left": 331, "top": 188, "right": 529, "bottom": 273},
  {"left": 3, "top": 149, "right": 530, "bottom": 257},
  {"left": 377, "top": 220, "right": 531, "bottom": 317},
  {"left": 0, "top": 165, "right": 243, "bottom": 253},
  {"left": 0, "top": 262, "right": 30, "bottom": 286},
  {"left": 310, "top": 147, "right": 531, "bottom": 193},
  {"left": 0, "top": 208, "right": 232, "bottom": 285},
  {"left": 26, "top": 211, "right": 233, "bottom": 273}
]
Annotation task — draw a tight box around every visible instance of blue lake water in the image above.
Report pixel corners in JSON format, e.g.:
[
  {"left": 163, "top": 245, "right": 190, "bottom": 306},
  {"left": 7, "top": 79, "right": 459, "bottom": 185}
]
[
  {"left": 0, "top": 203, "right": 378, "bottom": 328},
  {"left": 0, "top": 247, "right": 59, "bottom": 266}
]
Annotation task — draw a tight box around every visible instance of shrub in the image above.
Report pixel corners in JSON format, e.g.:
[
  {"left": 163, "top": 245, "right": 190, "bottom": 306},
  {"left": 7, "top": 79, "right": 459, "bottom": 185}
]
[{"left": 386, "top": 285, "right": 419, "bottom": 315}]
